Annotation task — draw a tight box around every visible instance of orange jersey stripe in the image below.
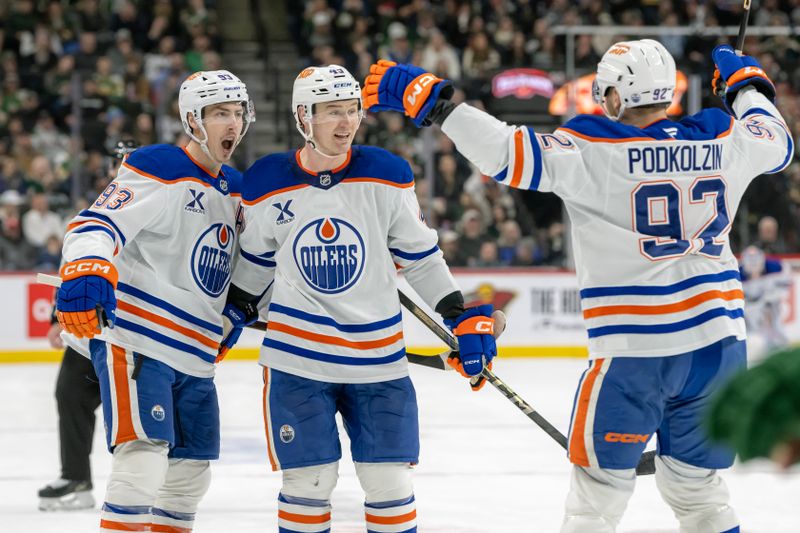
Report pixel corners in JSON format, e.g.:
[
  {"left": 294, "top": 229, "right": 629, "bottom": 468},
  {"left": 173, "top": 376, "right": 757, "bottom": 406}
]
[
  {"left": 341, "top": 177, "right": 414, "bottom": 189},
  {"left": 582, "top": 289, "right": 745, "bottom": 319},
  {"left": 100, "top": 519, "right": 149, "bottom": 531},
  {"left": 365, "top": 510, "right": 417, "bottom": 525},
  {"left": 111, "top": 345, "right": 137, "bottom": 445},
  {"left": 182, "top": 146, "right": 221, "bottom": 178},
  {"left": 243, "top": 183, "right": 310, "bottom": 205},
  {"left": 116, "top": 300, "right": 219, "bottom": 349},
  {"left": 263, "top": 367, "right": 278, "bottom": 471},
  {"left": 278, "top": 510, "right": 332, "bottom": 524},
  {"left": 569, "top": 359, "right": 604, "bottom": 467},
  {"left": 150, "top": 524, "right": 192, "bottom": 533},
  {"left": 122, "top": 161, "right": 212, "bottom": 189},
  {"left": 509, "top": 129, "right": 525, "bottom": 188},
  {"left": 67, "top": 218, "right": 117, "bottom": 235},
  {"left": 268, "top": 321, "right": 404, "bottom": 350}
]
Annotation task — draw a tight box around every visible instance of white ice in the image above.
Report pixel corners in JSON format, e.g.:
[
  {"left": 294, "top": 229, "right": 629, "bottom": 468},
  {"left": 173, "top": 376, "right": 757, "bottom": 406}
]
[{"left": 2, "top": 358, "right": 799, "bottom": 532}]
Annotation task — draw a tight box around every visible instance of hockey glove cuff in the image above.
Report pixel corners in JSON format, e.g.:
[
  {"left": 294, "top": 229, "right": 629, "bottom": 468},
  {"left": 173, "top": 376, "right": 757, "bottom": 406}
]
[
  {"left": 56, "top": 258, "right": 118, "bottom": 339},
  {"left": 712, "top": 45, "right": 775, "bottom": 114},
  {"left": 217, "top": 302, "right": 259, "bottom": 362},
  {"left": 444, "top": 304, "right": 496, "bottom": 377},
  {"left": 363, "top": 60, "right": 454, "bottom": 127}
]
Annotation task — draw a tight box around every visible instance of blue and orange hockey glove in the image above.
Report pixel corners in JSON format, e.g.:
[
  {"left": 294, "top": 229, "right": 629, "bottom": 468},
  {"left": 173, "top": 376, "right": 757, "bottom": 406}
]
[
  {"left": 712, "top": 44, "right": 775, "bottom": 115},
  {"left": 363, "top": 60, "right": 453, "bottom": 127},
  {"left": 56, "top": 258, "right": 118, "bottom": 339},
  {"left": 444, "top": 304, "right": 497, "bottom": 391},
  {"left": 217, "top": 302, "right": 258, "bottom": 362}
]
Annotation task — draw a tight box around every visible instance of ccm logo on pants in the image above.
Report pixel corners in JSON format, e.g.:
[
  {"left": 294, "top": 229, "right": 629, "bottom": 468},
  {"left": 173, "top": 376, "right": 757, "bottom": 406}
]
[{"left": 604, "top": 432, "right": 650, "bottom": 443}]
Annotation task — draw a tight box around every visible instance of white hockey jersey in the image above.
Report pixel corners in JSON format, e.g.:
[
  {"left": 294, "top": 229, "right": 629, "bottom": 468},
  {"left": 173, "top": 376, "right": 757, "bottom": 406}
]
[
  {"left": 442, "top": 88, "right": 794, "bottom": 359},
  {"left": 232, "top": 146, "right": 458, "bottom": 383},
  {"left": 61, "top": 144, "right": 243, "bottom": 377}
]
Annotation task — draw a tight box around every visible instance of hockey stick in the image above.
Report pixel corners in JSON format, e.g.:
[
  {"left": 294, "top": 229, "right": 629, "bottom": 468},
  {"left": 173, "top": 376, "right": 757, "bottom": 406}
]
[
  {"left": 715, "top": 0, "right": 752, "bottom": 97},
  {"left": 397, "top": 289, "right": 658, "bottom": 476},
  {"left": 36, "top": 273, "right": 453, "bottom": 371}
]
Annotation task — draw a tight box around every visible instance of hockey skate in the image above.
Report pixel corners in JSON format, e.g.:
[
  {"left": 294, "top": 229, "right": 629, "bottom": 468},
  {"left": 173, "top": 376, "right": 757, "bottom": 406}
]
[{"left": 38, "top": 478, "right": 95, "bottom": 511}]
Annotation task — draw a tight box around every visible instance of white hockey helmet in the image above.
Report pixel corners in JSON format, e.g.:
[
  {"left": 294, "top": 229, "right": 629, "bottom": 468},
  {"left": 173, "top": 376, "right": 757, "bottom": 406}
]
[
  {"left": 291, "top": 65, "right": 362, "bottom": 146},
  {"left": 592, "top": 39, "right": 676, "bottom": 121},
  {"left": 179, "top": 70, "right": 255, "bottom": 157},
  {"left": 741, "top": 245, "right": 766, "bottom": 277}
]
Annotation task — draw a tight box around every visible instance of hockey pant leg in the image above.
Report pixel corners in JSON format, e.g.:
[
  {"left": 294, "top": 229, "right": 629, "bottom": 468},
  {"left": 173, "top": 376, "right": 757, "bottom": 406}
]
[
  {"left": 561, "top": 465, "right": 636, "bottom": 533},
  {"left": 278, "top": 461, "right": 339, "bottom": 533},
  {"left": 356, "top": 462, "right": 416, "bottom": 533},
  {"left": 100, "top": 438, "right": 169, "bottom": 532},
  {"left": 151, "top": 458, "right": 211, "bottom": 532},
  {"left": 655, "top": 455, "right": 739, "bottom": 533}
]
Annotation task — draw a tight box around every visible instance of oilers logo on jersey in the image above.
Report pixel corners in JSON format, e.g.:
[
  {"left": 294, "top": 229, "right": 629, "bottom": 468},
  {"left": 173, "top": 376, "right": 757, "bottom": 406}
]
[
  {"left": 292, "top": 217, "right": 365, "bottom": 294},
  {"left": 191, "top": 222, "right": 234, "bottom": 297}
]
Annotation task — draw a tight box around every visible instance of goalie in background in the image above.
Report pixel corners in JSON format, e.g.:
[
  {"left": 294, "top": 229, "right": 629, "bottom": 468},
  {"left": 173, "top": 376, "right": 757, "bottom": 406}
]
[{"left": 738, "top": 245, "right": 791, "bottom": 363}]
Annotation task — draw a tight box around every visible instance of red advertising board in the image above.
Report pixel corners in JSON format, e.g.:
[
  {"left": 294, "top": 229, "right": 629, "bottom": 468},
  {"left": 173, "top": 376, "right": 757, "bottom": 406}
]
[{"left": 28, "top": 283, "right": 55, "bottom": 338}]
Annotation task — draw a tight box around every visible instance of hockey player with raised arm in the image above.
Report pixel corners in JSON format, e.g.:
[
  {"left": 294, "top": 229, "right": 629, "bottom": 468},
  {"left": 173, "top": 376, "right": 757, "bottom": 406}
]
[
  {"left": 363, "top": 40, "right": 794, "bottom": 532},
  {"left": 226, "top": 65, "right": 497, "bottom": 533},
  {"left": 55, "top": 71, "right": 254, "bottom": 532}
]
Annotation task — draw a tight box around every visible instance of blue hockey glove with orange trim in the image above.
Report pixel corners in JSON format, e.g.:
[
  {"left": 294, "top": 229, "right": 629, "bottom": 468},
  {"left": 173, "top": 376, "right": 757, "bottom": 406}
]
[
  {"left": 363, "top": 60, "right": 454, "bottom": 127},
  {"left": 712, "top": 45, "right": 775, "bottom": 114},
  {"left": 444, "top": 304, "right": 496, "bottom": 386},
  {"left": 217, "top": 302, "right": 258, "bottom": 362},
  {"left": 56, "top": 258, "right": 118, "bottom": 339}
]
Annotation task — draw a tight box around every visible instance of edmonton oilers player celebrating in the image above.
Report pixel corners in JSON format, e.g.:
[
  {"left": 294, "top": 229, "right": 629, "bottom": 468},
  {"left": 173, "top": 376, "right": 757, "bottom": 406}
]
[
  {"left": 226, "top": 65, "right": 498, "bottom": 533},
  {"left": 363, "top": 40, "right": 793, "bottom": 532},
  {"left": 55, "top": 71, "right": 254, "bottom": 533}
]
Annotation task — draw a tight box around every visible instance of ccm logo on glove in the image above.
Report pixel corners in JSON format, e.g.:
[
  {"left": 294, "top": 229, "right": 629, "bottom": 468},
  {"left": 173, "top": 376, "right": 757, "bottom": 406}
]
[
  {"left": 61, "top": 259, "right": 118, "bottom": 286},
  {"left": 405, "top": 73, "right": 440, "bottom": 112},
  {"left": 453, "top": 316, "right": 494, "bottom": 335}
]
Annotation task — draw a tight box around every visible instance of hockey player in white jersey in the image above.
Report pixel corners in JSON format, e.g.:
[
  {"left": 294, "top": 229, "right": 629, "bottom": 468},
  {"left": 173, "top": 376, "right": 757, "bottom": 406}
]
[
  {"left": 364, "top": 39, "right": 793, "bottom": 532},
  {"left": 226, "top": 65, "right": 498, "bottom": 533},
  {"left": 739, "top": 245, "right": 791, "bottom": 362},
  {"left": 55, "top": 70, "right": 254, "bottom": 532}
]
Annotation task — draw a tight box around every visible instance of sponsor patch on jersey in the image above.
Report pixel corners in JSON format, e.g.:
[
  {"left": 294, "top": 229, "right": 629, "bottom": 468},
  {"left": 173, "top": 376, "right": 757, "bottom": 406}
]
[
  {"left": 185, "top": 189, "right": 205, "bottom": 214},
  {"left": 151, "top": 405, "right": 165, "bottom": 422},
  {"left": 279, "top": 424, "right": 295, "bottom": 443},
  {"left": 273, "top": 199, "right": 295, "bottom": 225},
  {"left": 191, "top": 223, "right": 234, "bottom": 297},
  {"left": 292, "top": 217, "right": 365, "bottom": 294}
]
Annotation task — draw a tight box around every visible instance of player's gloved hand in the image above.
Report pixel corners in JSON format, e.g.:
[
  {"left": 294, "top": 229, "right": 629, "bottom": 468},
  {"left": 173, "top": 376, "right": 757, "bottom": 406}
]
[
  {"left": 707, "top": 347, "right": 800, "bottom": 464},
  {"left": 56, "top": 258, "right": 118, "bottom": 339},
  {"left": 444, "top": 304, "right": 496, "bottom": 389},
  {"left": 363, "top": 60, "right": 453, "bottom": 127},
  {"left": 217, "top": 302, "right": 258, "bottom": 363},
  {"left": 711, "top": 45, "right": 775, "bottom": 114}
]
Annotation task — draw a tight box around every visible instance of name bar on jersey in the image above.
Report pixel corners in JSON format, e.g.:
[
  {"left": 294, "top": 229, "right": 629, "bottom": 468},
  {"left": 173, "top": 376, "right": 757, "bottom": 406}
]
[{"left": 628, "top": 144, "right": 722, "bottom": 175}]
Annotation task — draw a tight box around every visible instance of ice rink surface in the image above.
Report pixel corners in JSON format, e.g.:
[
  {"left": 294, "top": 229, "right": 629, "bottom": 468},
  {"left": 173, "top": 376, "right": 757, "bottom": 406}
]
[{"left": 2, "top": 357, "right": 799, "bottom": 532}]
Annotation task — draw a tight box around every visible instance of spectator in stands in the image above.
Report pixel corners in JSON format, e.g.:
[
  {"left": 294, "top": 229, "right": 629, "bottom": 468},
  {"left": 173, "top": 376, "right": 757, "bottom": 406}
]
[
  {"left": 419, "top": 28, "right": 461, "bottom": 81},
  {"left": 462, "top": 30, "right": 500, "bottom": 82},
  {"left": 439, "top": 229, "right": 463, "bottom": 267},
  {"left": 35, "top": 234, "right": 62, "bottom": 271},
  {"left": 379, "top": 22, "right": 414, "bottom": 65},
  {"left": 497, "top": 220, "right": 523, "bottom": 265},
  {"left": 457, "top": 209, "right": 485, "bottom": 266},
  {"left": 22, "top": 192, "right": 62, "bottom": 249},
  {"left": 0, "top": 198, "right": 35, "bottom": 270},
  {"left": 475, "top": 240, "right": 501, "bottom": 267},
  {"left": 756, "top": 216, "right": 788, "bottom": 255}
]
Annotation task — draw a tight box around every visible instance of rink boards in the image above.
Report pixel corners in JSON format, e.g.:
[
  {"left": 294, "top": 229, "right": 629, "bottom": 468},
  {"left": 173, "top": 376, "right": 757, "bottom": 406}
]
[{"left": 0, "top": 269, "right": 796, "bottom": 363}]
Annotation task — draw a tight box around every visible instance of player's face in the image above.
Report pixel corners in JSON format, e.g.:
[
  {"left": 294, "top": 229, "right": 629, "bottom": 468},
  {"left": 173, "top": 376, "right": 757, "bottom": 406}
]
[
  {"left": 202, "top": 102, "right": 245, "bottom": 162},
  {"left": 602, "top": 88, "right": 622, "bottom": 118},
  {"left": 310, "top": 99, "right": 362, "bottom": 156}
]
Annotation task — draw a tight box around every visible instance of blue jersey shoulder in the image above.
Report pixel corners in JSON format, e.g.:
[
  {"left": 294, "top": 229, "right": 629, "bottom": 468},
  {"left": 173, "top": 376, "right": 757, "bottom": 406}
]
[
  {"left": 561, "top": 109, "right": 734, "bottom": 142},
  {"left": 124, "top": 144, "right": 187, "bottom": 179},
  {"left": 221, "top": 164, "right": 243, "bottom": 194},
  {"left": 241, "top": 151, "right": 297, "bottom": 203},
  {"left": 349, "top": 145, "right": 413, "bottom": 184}
]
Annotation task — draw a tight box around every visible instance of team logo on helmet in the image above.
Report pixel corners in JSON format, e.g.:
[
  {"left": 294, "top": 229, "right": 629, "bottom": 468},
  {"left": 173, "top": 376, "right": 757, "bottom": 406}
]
[
  {"left": 297, "top": 68, "right": 314, "bottom": 79},
  {"left": 191, "top": 223, "right": 234, "bottom": 297},
  {"left": 293, "top": 217, "right": 365, "bottom": 294}
]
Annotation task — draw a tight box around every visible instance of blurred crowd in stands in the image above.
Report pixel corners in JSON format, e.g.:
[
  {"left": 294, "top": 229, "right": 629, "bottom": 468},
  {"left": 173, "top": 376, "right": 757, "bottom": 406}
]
[
  {"left": 0, "top": 0, "right": 798, "bottom": 271},
  {"left": 0, "top": 0, "right": 219, "bottom": 270},
  {"left": 287, "top": 0, "right": 800, "bottom": 267}
]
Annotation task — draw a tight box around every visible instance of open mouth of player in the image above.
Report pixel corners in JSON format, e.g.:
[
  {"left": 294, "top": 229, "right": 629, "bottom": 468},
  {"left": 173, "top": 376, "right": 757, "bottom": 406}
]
[
  {"left": 334, "top": 132, "right": 351, "bottom": 143},
  {"left": 220, "top": 138, "right": 235, "bottom": 153}
]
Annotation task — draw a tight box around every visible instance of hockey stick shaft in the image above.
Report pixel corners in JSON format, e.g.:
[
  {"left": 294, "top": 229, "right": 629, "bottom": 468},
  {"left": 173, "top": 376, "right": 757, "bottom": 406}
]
[
  {"left": 735, "top": 0, "right": 751, "bottom": 54},
  {"left": 397, "top": 288, "right": 656, "bottom": 476}
]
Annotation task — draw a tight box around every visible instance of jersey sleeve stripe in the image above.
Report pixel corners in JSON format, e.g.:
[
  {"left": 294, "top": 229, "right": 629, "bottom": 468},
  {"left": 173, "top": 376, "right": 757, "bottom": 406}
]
[
  {"left": 262, "top": 338, "right": 407, "bottom": 366},
  {"left": 509, "top": 129, "right": 525, "bottom": 188},
  {"left": 583, "top": 288, "right": 744, "bottom": 318},
  {"left": 70, "top": 224, "right": 117, "bottom": 243},
  {"left": 389, "top": 245, "right": 438, "bottom": 261},
  {"left": 269, "top": 321, "right": 404, "bottom": 350},
  {"left": 269, "top": 303, "right": 402, "bottom": 333},
  {"left": 243, "top": 183, "right": 310, "bottom": 206},
  {"left": 115, "top": 317, "right": 217, "bottom": 362},
  {"left": 586, "top": 306, "right": 744, "bottom": 338},
  {"left": 341, "top": 177, "right": 414, "bottom": 188},
  {"left": 117, "top": 282, "right": 223, "bottom": 335},
  {"left": 77, "top": 210, "right": 127, "bottom": 246},
  {"left": 579, "top": 270, "right": 740, "bottom": 298},
  {"left": 116, "top": 300, "right": 220, "bottom": 349},
  {"left": 241, "top": 249, "right": 277, "bottom": 268}
]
